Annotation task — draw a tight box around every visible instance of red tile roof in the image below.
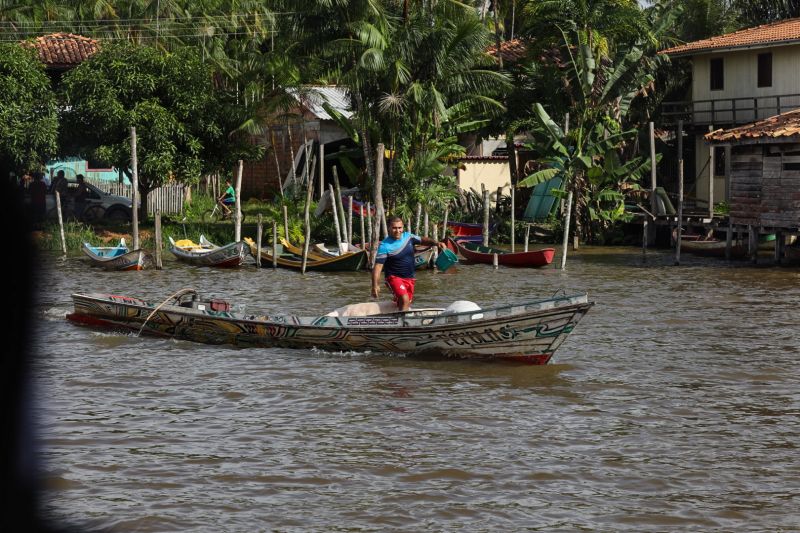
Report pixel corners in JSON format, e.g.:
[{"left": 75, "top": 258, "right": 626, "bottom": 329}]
[
  {"left": 705, "top": 108, "right": 800, "bottom": 142},
  {"left": 487, "top": 38, "right": 528, "bottom": 63},
  {"left": 21, "top": 33, "right": 99, "bottom": 69},
  {"left": 660, "top": 18, "right": 800, "bottom": 57}
]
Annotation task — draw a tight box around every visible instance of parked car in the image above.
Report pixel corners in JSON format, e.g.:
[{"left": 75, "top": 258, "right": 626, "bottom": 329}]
[{"left": 24, "top": 179, "right": 134, "bottom": 223}]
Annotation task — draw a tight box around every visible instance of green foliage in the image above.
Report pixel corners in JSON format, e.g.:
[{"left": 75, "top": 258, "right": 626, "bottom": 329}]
[
  {"left": 60, "top": 43, "right": 258, "bottom": 212},
  {"left": 37, "top": 221, "right": 97, "bottom": 251},
  {"left": 0, "top": 43, "right": 58, "bottom": 176}
]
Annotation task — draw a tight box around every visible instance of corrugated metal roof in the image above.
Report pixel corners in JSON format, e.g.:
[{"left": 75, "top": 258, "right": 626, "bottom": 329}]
[
  {"left": 291, "top": 86, "right": 352, "bottom": 120},
  {"left": 659, "top": 18, "right": 800, "bottom": 57},
  {"left": 705, "top": 108, "right": 800, "bottom": 142},
  {"left": 21, "top": 32, "right": 99, "bottom": 69}
]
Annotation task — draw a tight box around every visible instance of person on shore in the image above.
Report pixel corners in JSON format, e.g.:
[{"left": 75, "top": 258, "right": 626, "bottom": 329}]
[
  {"left": 51, "top": 169, "right": 68, "bottom": 197},
  {"left": 217, "top": 178, "right": 235, "bottom": 217},
  {"left": 73, "top": 174, "right": 89, "bottom": 219},
  {"left": 371, "top": 216, "right": 446, "bottom": 311}
]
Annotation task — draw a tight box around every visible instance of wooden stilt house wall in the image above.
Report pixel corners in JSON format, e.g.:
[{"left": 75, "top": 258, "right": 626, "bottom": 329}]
[{"left": 706, "top": 110, "right": 800, "bottom": 234}]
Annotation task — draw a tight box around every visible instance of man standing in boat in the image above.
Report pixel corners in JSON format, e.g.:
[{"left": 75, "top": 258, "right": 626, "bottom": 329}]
[{"left": 371, "top": 216, "right": 446, "bottom": 311}]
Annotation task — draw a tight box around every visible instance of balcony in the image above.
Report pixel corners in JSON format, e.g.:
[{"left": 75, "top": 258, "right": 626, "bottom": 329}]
[{"left": 662, "top": 93, "right": 800, "bottom": 126}]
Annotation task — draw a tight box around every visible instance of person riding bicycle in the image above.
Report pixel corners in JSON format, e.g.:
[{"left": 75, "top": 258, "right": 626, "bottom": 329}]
[{"left": 217, "top": 179, "right": 235, "bottom": 217}]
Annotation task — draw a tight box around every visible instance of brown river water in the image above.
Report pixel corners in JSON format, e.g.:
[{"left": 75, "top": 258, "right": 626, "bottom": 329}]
[{"left": 29, "top": 246, "right": 800, "bottom": 531}]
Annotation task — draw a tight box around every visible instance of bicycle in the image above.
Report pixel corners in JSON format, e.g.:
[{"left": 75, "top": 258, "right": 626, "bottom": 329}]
[{"left": 203, "top": 201, "right": 246, "bottom": 224}]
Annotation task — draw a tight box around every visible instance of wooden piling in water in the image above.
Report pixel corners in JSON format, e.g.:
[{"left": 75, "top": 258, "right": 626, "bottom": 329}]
[
  {"left": 347, "top": 196, "right": 353, "bottom": 245},
  {"left": 675, "top": 159, "right": 684, "bottom": 266},
  {"left": 154, "top": 211, "right": 163, "bottom": 269},
  {"left": 272, "top": 221, "right": 278, "bottom": 269},
  {"left": 256, "top": 214, "right": 263, "bottom": 268},
  {"left": 55, "top": 191, "right": 66, "bottom": 255},
  {"left": 482, "top": 187, "right": 490, "bottom": 247},
  {"left": 234, "top": 160, "right": 243, "bottom": 242},
  {"left": 329, "top": 184, "right": 343, "bottom": 254},
  {"left": 283, "top": 205, "right": 289, "bottom": 242},
  {"left": 130, "top": 127, "right": 139, "bottom": 250}
]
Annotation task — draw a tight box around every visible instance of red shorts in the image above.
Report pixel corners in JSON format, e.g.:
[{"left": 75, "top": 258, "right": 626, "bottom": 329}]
[{"left": 385, "top": 275, "right": 416, "bottom": 303}]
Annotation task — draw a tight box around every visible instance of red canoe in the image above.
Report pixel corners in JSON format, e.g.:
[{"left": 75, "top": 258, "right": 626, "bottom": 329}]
[{"left": 451, "top": 238, "right": 555, "bottom": 267}]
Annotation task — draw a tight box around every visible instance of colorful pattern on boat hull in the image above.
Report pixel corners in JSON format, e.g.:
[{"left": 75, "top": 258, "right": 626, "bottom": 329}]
[{"left": 68, "top": 292, "right": 592, "bottom": 364}]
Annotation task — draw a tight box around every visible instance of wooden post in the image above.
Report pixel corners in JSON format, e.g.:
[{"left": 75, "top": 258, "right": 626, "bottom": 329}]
[
  {"left": 234, "top": 159, "right": 243, "bottom": 242},
  {"left": 318, "top": 142, "right": 325, "bottom": 200},
  {"left": 332, "top": 166, "right": 348, "bottom": 245},
  {"left": 347, "top": 196, "right": 354, "bottom": 245},
  {"left": 423, "top": 208, "right": 429, "bottom": 238},
  {"left": 648, "top": 121, "right": 657, "bottom": 247},
  {"left": 301, "top": 173, "right": 314, "bottom": 274},
  {"left": 642, "top": 217, "right": 648, "bottom": 261},
  {"left": 482, "top": 188, "right": 490, "bottom": 247},
  {"left": 432, "top": 223, "right": 439, "bottom": 273},
  {"left": 493, "top": 252, "right": 499, "bottom": 269},
  {"left": 443, "top": 204, "right": 449, "bottom": 240},
  {"left": 272, "top": 221, "right": 278, "bottom": 269},
  {"left": 55, "top": 191, "right": 66, "bottom": 255},
  {"left": 130, "top": 127, "right": 139, "bottom": 250},
  {"left": 415, "top": 202, "right": 422, "bottom": 236},
  {"left": 511, "top": 183, "right": 516, "bottom": 252},
  {"left": 329, "top": 184, "right": 343, "bottom": 254},
  {"left": 282, "top": 204, "right": 289, "bottom": 241},
  {"left": 708, "top": 125, "right": 715, "bottom": 219},
  {"left": 725, "top": 222, "right": 733, "bottom": 261},
  {"left": 154, "top": 211, "right": 163, "bottom": 269},
  {"left": 371, "top": 144, "right": 386, "bottom": 267},
  {"left": 366, "top": 201, "right": 373, "bottom": 252},
  {"left": 524, "top": 224, "right": 530, "bottom": 253},
  {"left": 256, "top": 214, "right": 263, "bottom": 267},
  {"left": 359, "top": 203, "right": 366, "bottom": 249},
  {"left": 560, "top": 190, "right": 573, "bottom": 269},
  {"left": 496, "top": 186, "right": 502, "bottom": 216},
  {"left": 775, "top": 230, "right": 784, "bottom": 264},
  {"left": 750, "top": 226, "right": 759, "bottom": 264},
  {"left": 675, "top": 159, "right": 684, "bottom": 266}
]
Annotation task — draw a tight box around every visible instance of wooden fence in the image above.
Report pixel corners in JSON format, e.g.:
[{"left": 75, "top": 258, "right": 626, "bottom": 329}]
[{"left": 87, "top": 179, "right": 185, "bottom": 215}]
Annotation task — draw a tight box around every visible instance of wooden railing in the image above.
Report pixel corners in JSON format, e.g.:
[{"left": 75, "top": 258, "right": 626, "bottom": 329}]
[
  {"left": 87, "top": 179, "right": 186, "bottom": 215},
  {"left": 662, "top": 93, "right": 800, "bottom": 125}
]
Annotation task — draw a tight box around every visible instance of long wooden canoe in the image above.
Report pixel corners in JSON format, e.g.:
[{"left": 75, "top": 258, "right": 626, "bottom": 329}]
[
  {"left": 81, "top": 239, "right": 153, "bottom": 271},
  {"left": 451, "top": 238, "right": 555, "bottom": 268},
  {"left": 245, "top": 238, "right": 367, "bottom": 271},
  {"left": 67, "top": 291, "right": 593, "bottom": 364},
  {"left": 169, "top": 235, "right": 249, "bottom": 267}
]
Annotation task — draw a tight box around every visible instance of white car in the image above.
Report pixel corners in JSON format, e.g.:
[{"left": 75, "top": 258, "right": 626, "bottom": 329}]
[{"left": 43, "top": 179, "right": 134, "bottom": 222}]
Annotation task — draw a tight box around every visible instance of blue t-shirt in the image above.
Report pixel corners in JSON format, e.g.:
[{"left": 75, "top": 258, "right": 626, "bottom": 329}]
[{"left": 375, "top": 231, "right": 421, "bottom": 279}]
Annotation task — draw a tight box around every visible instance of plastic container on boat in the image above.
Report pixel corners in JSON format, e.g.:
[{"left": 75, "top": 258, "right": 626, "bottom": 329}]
[{"left": 435, "top": 248, "right": 459, "bottom": 272}]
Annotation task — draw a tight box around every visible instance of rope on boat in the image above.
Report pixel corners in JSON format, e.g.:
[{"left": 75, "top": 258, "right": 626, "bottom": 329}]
[{"left": 136, "top": 288, "right": 197, "bottom": 337}]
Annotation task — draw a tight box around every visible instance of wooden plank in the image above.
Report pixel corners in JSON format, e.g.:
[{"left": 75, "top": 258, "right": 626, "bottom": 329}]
[
  {"left": 730, "top": 154, "right": 762, "bottom": 163},
  {"left": 731, "top": 162, "right": 762, "bottom": 171}
]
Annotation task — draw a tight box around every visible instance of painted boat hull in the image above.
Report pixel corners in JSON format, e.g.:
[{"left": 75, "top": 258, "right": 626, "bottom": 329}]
[
  {"left": 247, "top": 239, "right": 367, "bottom": 271},
  {"left": 446, "top": 221, "right": 487, "bottom": 243},
  {"left": 67, "top": 292, "right": 593, "bottom": 364},
  {"left": 81, "top": 243, "right": 153, "bottom": 271},
  {"left": 452, "top": 239, "right": 555, "bottom": 267},
  {"left": 170, "top": 240, "right": 249, "bottom": 267}
]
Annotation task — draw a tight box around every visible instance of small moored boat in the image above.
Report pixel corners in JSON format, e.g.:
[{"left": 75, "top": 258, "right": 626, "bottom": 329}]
[
  {"left": 451, "top": 238, "right": 555, "bottom": 268},
  {"left": 246, "top": 238, "right": 367, "bottom": 271},
  {"left": 81, "top": 238, "right": 153, "bottom": 271},
  {"left": 67, "top": 291, "right": 593, "bottom": 364},
  {"left": 168, "top": 235, "right": 249, "bottom": 267}
]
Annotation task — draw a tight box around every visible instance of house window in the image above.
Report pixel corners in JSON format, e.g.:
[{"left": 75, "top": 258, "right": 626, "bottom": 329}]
[
  {"left": 710, "top": 58, "right": 724, "bottom": 90},
  {"left": 757, "top": 53, "right": 772, "bottom": 87},
  {"left": 714, "top": 146, "right": 726, "bottom": 176}
]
